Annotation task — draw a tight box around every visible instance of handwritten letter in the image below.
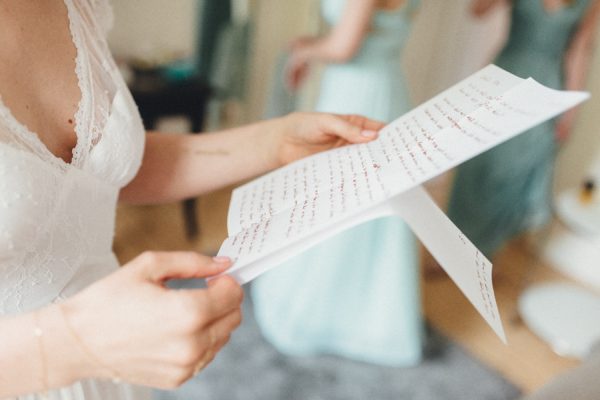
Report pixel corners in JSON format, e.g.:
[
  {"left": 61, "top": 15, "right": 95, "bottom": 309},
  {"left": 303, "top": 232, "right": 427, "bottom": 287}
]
[{"left": 216, "top": 65, "right": 589, "bottom": 342}]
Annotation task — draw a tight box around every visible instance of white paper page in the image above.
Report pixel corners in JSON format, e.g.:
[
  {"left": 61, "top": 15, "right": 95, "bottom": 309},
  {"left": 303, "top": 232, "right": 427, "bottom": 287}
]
[
  {"left": 215, "top": 65, "right": 588, "bottom": 342},
  {"left": 221, "top": 200, "right": 395, "bottom": 283},
  {"left": 221, "top": 185, "right": 508, "bottom": 342},
  {"left": 226, "top": 137, "right": 388, "bottom": 235},
  {"left": 392, "top": 187, "right": 507, "bottom": 342},
  {"left": 221, "top": 66, "right": 588, "bottom": 278},
  {"left": 373, "top": 78, "right": 589, "bottom": 197},
  {"left": 219, "top": 146, "right": 390, "bottom": 270},
  {"left": 226, "top": 64, "right": 523, "bottom": 234}
]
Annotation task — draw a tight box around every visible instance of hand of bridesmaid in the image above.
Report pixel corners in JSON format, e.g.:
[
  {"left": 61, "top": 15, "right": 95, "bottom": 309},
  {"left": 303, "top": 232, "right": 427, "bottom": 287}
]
[
  {"left": 285, "top": 36, "right": 320, "bottom": 90},
  {"left": 470, "top": 0, "right": 505, "bottom": 18},
  {"left": 555, "top": 110, "right": 576, "bottom": 143}
]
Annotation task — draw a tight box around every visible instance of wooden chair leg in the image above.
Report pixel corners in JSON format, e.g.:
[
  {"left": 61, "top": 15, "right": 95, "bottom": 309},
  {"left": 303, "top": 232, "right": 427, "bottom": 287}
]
[{"left": 183, "top": 198, "right": 199, "bottom": 239}]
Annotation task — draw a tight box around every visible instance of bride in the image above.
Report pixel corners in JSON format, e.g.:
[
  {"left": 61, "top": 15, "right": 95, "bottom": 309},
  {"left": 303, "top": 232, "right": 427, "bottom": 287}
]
[{"left": 0, "top": 1, "right": 382, "bottom": 398}]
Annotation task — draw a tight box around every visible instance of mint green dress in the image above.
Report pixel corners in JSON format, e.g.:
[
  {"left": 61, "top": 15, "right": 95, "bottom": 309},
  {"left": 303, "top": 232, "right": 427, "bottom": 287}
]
[
  {"left": 251, "top": 0, "right": 423, "bottom": 367},
  {"left": 448, "top": 0, "right": 592, "bottom": 257}
]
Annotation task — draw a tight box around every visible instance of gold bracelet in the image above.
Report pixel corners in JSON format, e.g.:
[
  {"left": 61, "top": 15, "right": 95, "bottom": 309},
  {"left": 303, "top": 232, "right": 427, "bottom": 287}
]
[
  {"left": 58, "top": 304, "right": 123, "bottom": 384},
  {"left": 33, "top": 310, "right": 50, "bottom": 399}
]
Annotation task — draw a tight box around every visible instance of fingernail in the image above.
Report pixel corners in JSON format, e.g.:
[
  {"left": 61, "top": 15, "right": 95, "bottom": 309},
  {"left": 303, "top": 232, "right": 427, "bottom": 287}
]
[
  {"left": 212, "top": 256, "right": 231, "bottom": 263},
  {"left": 361, "top": 130, "right": 377, "bottom": 138}
]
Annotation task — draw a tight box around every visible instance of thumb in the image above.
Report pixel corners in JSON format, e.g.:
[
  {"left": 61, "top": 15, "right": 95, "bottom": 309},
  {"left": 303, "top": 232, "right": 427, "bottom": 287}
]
[
  {"left": 132, "top": 251, "right": 232, "bottom": 282},
  {"left": 320, "top": 114, "right": 384, "bottom": 144}
]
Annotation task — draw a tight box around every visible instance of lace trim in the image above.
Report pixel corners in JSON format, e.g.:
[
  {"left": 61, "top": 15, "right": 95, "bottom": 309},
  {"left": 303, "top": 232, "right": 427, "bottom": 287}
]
[
  {"left": 64, "top": 0, "right": 90, "bottom": 169},
  {"left": 0, "top": 96, "right": 68, "bottom": 171}
]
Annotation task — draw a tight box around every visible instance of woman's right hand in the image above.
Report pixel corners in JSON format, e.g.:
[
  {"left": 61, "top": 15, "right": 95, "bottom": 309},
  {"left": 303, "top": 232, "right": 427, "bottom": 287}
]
[{"left": 58, "top": 251, "right": 243, "bottom": 389}]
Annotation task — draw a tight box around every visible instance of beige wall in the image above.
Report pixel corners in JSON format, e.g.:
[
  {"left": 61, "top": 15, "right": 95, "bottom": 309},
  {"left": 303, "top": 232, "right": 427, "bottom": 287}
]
[
  {"left": 556, "top": 44, "right": 600, "bottom": 190},
  {"left": 404, "top": 0, "right": 507, "bottom": 103},
  {"left": 108, "top": 0, "right": 198, "bottom": 62},
  {"left": 245, "top": 0, "right": 319, "bottom": 120}
]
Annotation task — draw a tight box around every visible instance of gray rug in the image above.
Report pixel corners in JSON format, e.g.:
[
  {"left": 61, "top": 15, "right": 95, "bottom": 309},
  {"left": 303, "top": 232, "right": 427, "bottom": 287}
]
[{"left": 155, "top": 286, "right": 520, "bottom": 400}]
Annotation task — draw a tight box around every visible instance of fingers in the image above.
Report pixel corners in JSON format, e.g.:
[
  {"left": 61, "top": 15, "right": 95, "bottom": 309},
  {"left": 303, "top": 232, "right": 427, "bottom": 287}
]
[
  {"left": 179, "top": 276, "right": 243, "bottom": 326},
  {"left": 192, "top": 308, "right": 242, "bottom": 374},
  {"left": 285, "top": 56, "right": 309, "bottom": 91},
  {"left": 292, "top": 65, "right": 309, "bottom": 90},
  {"left": 319, "top": 113, "right": 384, "bottom": 144},
  {"left": 342, "top": 114, "right": 386, "bottom": 133},
  {"left": 205, "top": 308, "right": 243, "bottom": 351},
  {"left": 133, "top": 251, "right": 232, "bottom": 283},
  {"left": 204, "top": 277, "right": 244, "bottom": 322}
]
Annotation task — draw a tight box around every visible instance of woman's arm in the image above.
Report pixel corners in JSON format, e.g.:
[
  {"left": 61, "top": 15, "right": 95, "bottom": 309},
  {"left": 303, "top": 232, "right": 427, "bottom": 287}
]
[
  {"left": 286, "top": 0, "right": 377, "bottom": 89},
  {"left": 557, "top": 0, "right": 600, "bottom": 141},
  {"left": 0, "top": 304, "right": 90, "bottom": 395},
  {"left": 120, "top": 112, "right": 382, "bottom": 204},
  {"left": 470, "top": 0, "right": 509, "bottom": 18},
  {"left": 299, "top": 0, "right": 377, "bottom": 63},
  {"left": 0, "top": 252, "right": 242, "bottom": 397}
]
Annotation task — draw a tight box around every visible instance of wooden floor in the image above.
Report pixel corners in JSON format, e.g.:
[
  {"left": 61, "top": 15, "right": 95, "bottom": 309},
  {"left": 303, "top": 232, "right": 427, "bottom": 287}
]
[
  {"left": 114, "top": 188, "right": 231, "bottom": 263},
  {"left": 423, "top": 243, "right": 580, "bottom": 394},
  {"left": 114, "top": 187, "right": 581, "bottom": 395}
]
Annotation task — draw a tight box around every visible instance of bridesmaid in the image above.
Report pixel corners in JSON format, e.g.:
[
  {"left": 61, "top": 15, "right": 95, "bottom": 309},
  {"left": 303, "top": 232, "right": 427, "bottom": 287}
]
[
  {"left": 251, "top": 0, "right": 424, "bottom": 366},
  {"left": 447, "top": 0, "right": 600, "bottom": 258}
]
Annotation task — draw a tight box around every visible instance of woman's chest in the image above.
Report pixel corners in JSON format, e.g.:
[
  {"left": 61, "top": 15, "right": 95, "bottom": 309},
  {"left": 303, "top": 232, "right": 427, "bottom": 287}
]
[{"left": 0, "top": 145, "right": 119, "bottom": 257}]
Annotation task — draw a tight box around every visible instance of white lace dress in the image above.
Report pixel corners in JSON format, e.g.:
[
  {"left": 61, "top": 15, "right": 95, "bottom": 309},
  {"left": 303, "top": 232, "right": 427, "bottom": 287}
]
[{"left": 0, "top": 1, "right": 151, "bottom": 398}]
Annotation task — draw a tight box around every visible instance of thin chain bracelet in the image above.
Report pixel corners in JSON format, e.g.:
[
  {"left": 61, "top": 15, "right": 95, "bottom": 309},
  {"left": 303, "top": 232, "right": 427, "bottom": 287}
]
[
  {"left": 58, "top": 304, "right": 123, "bottom": 385},
  {"left": 33, "top": 310, "right": 50, "bottom": 400}
]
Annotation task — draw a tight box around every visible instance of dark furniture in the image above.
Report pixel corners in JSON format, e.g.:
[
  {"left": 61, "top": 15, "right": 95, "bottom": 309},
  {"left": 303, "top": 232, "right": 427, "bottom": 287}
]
[
  {"left": 128, "top": 0, "right": 232, "bottom": 239},
  {"left": 130, "top": 73, "right": 212, "bottom": 239}
]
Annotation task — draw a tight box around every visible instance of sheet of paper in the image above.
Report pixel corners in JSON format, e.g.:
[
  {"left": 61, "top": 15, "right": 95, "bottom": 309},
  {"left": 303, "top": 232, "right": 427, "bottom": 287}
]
[
  {"left": 392, "top": 187, "right": 506, "bottom": 342},
  {"left": 222, "top": 184, "right": 507, "bottom": 342},
  {"left": 215, "top": 64, "right": 589, "bottom": 342},
  {"left": 226, "top": 65, "right": 524, "bottom": 234},
  {"left": 221, "top": 65, "right": 588, "bottom": 271}
]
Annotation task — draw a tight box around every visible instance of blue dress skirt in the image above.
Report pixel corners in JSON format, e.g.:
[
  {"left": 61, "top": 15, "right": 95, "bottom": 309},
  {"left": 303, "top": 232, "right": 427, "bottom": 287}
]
[{"left": 251, "top": 0, "right": 424, "bottom": 366}]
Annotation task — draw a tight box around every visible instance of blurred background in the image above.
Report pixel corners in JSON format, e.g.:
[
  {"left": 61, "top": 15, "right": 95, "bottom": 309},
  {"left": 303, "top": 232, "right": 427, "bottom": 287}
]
[{"left": 108, "top": 1, "right": 600, "bottom": 399}]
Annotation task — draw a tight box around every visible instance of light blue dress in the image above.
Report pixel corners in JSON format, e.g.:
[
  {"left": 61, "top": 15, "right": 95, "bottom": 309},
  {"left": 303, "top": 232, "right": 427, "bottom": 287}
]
[
  {"left": 447, "top": 0, "right": 591, "bottom": 257},
  {"left": 251, "top": 0, "right": 423, "bottom": 367}
]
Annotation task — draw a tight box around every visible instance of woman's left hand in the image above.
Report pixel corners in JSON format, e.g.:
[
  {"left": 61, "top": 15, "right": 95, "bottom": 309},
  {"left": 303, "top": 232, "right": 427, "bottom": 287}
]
[
  {"left": 271, "top": 112, "right": 385, "bottom": 167},
  {"left": 555, "top": 110, "right": 577, "bottom": 143},
  {"left": 285, "top": 36, "right": 319, "bottom": 91}
]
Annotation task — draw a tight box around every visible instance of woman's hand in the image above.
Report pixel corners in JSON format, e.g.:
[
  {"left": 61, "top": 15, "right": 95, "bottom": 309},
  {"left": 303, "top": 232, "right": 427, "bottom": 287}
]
[
  {"left": 285, "top": 36, "right": 320, "bottom": 91},
  {"left": 271, "top": 112, "right": 385, "bottom": 167},
  {"left": 470, "top": 0, "right": 505, "bottom": 18},
  {"left": 58, "top": 252, "right": 243, "bottom": 389},
  {"left": 555, "top": 110, "right": 577, "bottom": 143}
]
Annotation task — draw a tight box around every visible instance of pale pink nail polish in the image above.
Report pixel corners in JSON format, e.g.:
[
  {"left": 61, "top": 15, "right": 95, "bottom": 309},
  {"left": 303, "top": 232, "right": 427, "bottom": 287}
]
[
  {"left": 212, "top": 256, "right": 231, "bottom": 263},
  {"left": 361, "top": 129, "right": 377, "bottom": 138}
]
